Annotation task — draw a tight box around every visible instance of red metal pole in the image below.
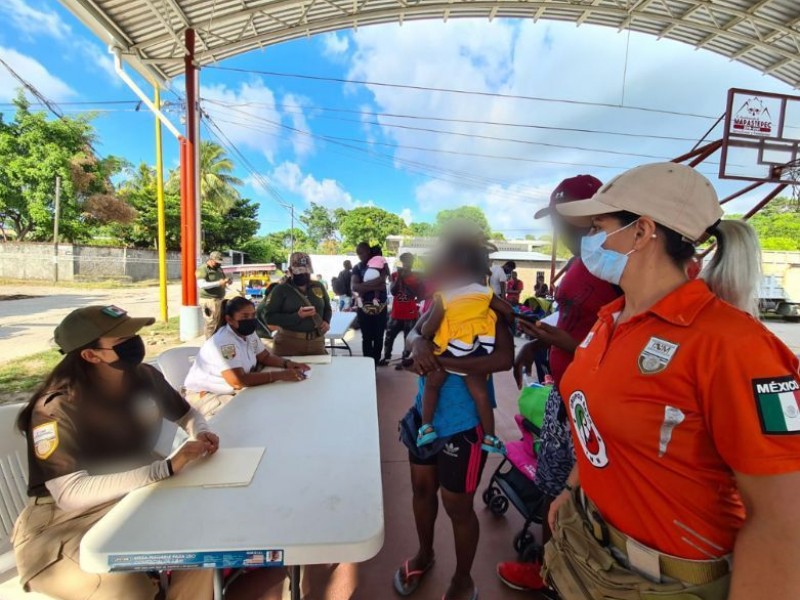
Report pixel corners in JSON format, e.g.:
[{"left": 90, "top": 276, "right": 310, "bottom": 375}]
[
  {"left": 184, "top": 28, "right": 198, "bottom": 306},
  {"left": 719, "top": 181, "right": 764, "bottom": 206},
  {"left": 179, "top": 138, "right": 189, "bottom": 306},
  {"left": 671, "top": 139, "right": 722, "bottom": 165}
]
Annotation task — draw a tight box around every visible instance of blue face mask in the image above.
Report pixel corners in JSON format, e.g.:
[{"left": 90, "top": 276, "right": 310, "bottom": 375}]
[{"left": 580, "top": 221, "right": 638, "bottom": 285}]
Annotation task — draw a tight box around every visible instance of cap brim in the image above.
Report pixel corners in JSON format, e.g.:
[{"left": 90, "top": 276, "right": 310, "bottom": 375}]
[
  {"left": 106, "top": 316, "right": 155, "bottom": 339},
  {"left": 555, "top": 197, "right": 623, "bottom": 218},
  {"left": 533, "top": 206, "right": 551, "bottom": 219}
]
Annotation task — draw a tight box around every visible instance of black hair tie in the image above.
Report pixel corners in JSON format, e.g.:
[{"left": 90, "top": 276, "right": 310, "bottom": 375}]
[{"left": 705, "top": 219, "right": 722, "bottom": 236}]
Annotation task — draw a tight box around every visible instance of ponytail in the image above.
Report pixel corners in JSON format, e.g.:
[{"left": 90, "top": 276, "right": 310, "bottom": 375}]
[
  {"left": 214, "top": 296, "right": 254, "bottom": 334},
  {"left": 700, "top": 220, "right": 761, "bottom": 317}
]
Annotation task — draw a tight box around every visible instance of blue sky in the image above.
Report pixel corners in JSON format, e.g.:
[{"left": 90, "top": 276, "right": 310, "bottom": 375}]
[{"left": 1, "top": 0, "right": 796, "bottom": 238}]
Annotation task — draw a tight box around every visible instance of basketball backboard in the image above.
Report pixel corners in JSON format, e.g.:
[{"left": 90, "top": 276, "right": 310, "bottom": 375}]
[{"left": 720, "top": 89, "right": 800, "bottom": 184}]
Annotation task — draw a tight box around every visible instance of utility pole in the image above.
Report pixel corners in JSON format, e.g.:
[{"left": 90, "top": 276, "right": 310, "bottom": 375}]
[
  {"left": 53, "top": 176, "right": 61, "bottom": 282},
  {"left": 290, "top": 205, "right": 295, "bottom": 255}
]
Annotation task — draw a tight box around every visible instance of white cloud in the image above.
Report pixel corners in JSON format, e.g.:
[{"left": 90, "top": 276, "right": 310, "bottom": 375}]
[
  {"left": 282, "top": 93, "right": 315, "bottom": 158},
  {"left": 202, "top": 80, "right": 283, "bottom": 162},
  {"left": 323, "top": 33, "right": 350, "bottom": 58},
  {"left": 73, "top": 39, "right": 119, "bottom": 86},
  {"left": 5, "top": 0, "right": 69, "bottom": 40},
  {"left": 344, "top": 20, "right": 796, "bottom": 233},
  {"left": 399, "top": 208, "right": 413, "bottom": 225},
  {"left": 271, "top": 161, "right": 364, "bottom": 210},
  {"left": 0, "top": 46, "right": 76, "bottom": 102}
]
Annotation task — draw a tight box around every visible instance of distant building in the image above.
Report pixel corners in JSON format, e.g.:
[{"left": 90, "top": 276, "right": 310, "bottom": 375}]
[{"left": 385, "top": 235, "right": 549, "bottom": 257}]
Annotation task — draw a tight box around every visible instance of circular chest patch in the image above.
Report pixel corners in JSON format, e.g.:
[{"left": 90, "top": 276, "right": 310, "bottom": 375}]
[{"left": 569, "top": 391, "right": 609, "bottom": 468}]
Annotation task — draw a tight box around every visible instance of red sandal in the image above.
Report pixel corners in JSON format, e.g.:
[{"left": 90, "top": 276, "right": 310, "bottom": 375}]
[{"left": 393, "top": 557, "right": 435, "bottom": 596}]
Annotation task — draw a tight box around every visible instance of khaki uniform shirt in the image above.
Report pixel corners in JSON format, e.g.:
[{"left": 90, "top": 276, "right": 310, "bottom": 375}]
[
  {"left": 263, "top": 281, "right": 332, "bottom": 333},
  {"left": 26, "top": 364, "right": 192, "bottom": 497},
  {"left": 196, "top": 263, "right": 227, "bottom": 299}
]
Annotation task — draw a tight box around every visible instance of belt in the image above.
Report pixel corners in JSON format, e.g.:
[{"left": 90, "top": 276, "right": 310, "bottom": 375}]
[
  {"left": 277, "top": 329, "right": 322, "bottom": 340},
  {"left": 34, "top": 496, "right": 55, "bottom": 505},
  {"left": 580, "top": 490, "right": 730, "bottom": 586}
]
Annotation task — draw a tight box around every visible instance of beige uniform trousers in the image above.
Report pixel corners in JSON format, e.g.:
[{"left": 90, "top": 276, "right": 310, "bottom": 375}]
[
  {"left": 272, "top": 330, "right": 327, "bottom": 357},
  {"left": 13, "top": 498, "right": 213, "bottom": 600},
  {"left": 185, "top": 390, "right": 236, "bottom": 419},
  {"left": 200, "top": 297, "right": 223, "bottom": 339}
]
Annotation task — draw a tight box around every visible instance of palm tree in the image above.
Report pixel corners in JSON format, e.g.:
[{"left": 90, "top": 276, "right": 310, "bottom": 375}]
[{"left": 166, "top": 141, "right": 242, "bottom": 213}]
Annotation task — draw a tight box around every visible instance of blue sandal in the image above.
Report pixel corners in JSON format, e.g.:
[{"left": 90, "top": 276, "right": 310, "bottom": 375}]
[
  {"left": 482, "top": 434, "right": 506, "bottom": 455},
  {"left": 417, "top": 424, "right": 438, "bottom": 447}
]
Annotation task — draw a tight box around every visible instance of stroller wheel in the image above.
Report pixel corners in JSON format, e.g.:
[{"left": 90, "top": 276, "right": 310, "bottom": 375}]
[
  {"left": 489, "top": 494, "right": 509, "bottom": 517},
  {"left": 513, "top": 530, "right": 535, "bottom": 554},
  {"left": 520, "top": 543, "right": 542, "bottom": 564},
  {"left": 482, "top": 487, "right": 500, "bottom": 506}
]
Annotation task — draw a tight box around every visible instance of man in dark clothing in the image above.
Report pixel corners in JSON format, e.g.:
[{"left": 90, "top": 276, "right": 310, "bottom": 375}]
[
  {"left": 379, "top": 253, "right": 422, "bottom": 369},
  {"left": 351, "top": 242, "right": 389, "bottom": 366},
  {"left": 335, "top": 260, "right": 354, "bottom": 311}
]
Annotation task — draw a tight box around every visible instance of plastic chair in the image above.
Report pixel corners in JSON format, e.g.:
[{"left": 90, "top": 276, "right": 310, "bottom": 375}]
[
  {"left": 0, "top": 403, "right": 57, "bottom": 598},
  {"left": 156, "top": 346, "right": 200, "bottom": 392}
]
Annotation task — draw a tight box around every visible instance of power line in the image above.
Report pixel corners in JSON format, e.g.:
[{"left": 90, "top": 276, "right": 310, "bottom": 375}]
[{"left": 205, "top": 65, "right": 719, "bottom": 121}]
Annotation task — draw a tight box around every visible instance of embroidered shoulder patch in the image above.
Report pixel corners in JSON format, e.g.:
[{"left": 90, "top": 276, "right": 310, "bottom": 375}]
[
  {"left": 753, "top": 376, "right": 800, "bottom": 434},
  {"left": 312, "top": 287, "right": 324, "bottom": 298},
  {"left": 220, "top": 344, "right": 237, "bottom": 360},
  {"left": 33, "top": 421, "right": 59, "bottom": 460},
  {"left": 638, "top": 337, "right": 679, "bottom": 375}
]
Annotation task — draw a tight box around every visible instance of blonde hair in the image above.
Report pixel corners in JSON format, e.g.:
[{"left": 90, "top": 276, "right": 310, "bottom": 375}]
[{"left": 700, "top": 220, "right": 762, "bottom": 317}]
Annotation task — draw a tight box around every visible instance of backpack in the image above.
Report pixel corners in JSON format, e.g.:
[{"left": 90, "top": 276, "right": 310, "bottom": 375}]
[{"left": 332, "top": 272, "right": 346, "bottom": 296}]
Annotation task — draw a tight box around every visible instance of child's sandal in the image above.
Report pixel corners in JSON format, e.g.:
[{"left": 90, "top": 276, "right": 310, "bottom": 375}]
[
  {"left": 481, "top": 434, "right": 506, "bottom": 455},
  {"left": 417, "top": 424, "right": 438, "bottom": 447}
]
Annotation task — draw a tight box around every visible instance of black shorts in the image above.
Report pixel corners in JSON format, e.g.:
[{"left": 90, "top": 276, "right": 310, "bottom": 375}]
[{"left": 409, "top": 424, "right": 488, "bottom": 494}]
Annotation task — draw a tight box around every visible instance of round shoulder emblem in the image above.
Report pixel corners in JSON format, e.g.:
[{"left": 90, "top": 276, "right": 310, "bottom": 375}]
[
  {"left": 569, "top": 391, "right": 609, "bottom": 468},
  {"left": 312, "top": 286, "right": 324, "bottom": 298}
]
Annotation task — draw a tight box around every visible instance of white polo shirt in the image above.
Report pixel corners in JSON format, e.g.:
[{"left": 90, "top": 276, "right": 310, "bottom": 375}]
[
  {"left": 489, "top": 265, "right": 507, "bottom": 296},
  {"left": 184, "top": 325, "right": 266, "bottom": 395}
]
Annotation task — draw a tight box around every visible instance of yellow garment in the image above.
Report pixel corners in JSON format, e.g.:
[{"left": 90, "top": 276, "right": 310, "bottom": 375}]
[{"left": 432, "top": 284, "right": 497, "bottom": 356}]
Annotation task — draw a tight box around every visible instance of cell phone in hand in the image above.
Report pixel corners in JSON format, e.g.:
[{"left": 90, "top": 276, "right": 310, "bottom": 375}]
[{"left": 515, "top": 312, "right": 540, "bottom": 324}]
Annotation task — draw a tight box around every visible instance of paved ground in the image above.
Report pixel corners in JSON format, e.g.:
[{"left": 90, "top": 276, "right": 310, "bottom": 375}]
[{"left": 0, "top": 283, "right": 183, "bottom": 361}]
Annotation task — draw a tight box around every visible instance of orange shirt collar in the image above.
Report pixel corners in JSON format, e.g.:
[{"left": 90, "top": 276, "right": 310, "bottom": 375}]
[{"left": 598, "top": 280, "right": 716, "bottom": 328}]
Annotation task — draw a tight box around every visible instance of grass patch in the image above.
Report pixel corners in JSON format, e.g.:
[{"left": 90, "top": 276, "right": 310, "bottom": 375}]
[{"left": 0, "top": 317, "right": 186, "bottom": 403}]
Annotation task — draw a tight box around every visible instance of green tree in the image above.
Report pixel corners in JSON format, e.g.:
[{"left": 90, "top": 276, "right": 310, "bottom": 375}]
[
  {"left": 300, "top": 202, "right": 337, "bottom": 247},
  {"left": 435, "top": 206, "right": 491, "bottom": 236},
  {"left": 730, "top": 197, "right": 800, "bottom": 251},
  {"left": 114, "top": 163, "right": 181, "bottom": 250},
  {"left": 0, "top": 93, "right": 129, "bottom": 241},
  {"left": 406, "top": 222, "right": 437, "bottom": 237},
  {"left": 166, "top": 141, "right": 242, "bottom": 213},
  {"left": 337, "top": 206, "right": 406, "bottom": 249},
  {"left": 491, "top": 231, "right": 507, "bottom": 241},
  {"left": 201, "top": 196, "right": 260, "bottom": 252},
  {"left": 240, "top": 236, "right": 285, "bottom": 265}
]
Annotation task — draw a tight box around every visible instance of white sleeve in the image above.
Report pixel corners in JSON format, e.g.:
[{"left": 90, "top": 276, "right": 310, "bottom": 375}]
[
  {"left": 213, "top": 341, "right": 246, "bottom": 372},
  {"left": 254, "top": 335, "right": 267, "bottom": 355},
  {"left": 45, "top": 461, "right": 171, "bottom": 512},
  {"left": 176, "top": 407, "right": 210, "bottom": 438},
  {"left": 197, "top": 279, "right": 224, "bottom": 290}
]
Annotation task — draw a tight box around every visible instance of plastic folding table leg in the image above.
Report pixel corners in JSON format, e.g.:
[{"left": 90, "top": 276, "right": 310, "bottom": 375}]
[{"left": 290, "top": 565, "right": 301, "bottom": 600}]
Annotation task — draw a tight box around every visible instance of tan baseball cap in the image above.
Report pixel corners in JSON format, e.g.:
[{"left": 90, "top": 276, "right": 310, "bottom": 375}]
[
  {"left": 556, "top": 163, "right": 723, "bottom": 243},
  {"left": 289, "top": 252, "right": 313, "bottom": 274},
  {"left": 54, "top": 306, "right": 154, "bottom": 353}
]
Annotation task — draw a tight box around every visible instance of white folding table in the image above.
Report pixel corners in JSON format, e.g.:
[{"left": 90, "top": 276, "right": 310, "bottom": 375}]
[
  {"left": 325, "top": 312, "right": 357, "bottom": 356},
  {"left": 80, "top": 358, "right": 384, "bottom": 600}
]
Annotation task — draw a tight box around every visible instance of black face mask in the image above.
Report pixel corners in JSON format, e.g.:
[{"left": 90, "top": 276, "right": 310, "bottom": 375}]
[
  {"left": 107, "top": 335, "right": 146, "bottom": 370},
  {"left": 233, "top": 318, "right": 258, "bottom": 337},
  {"left": 293, "top": 274, "right": 310, "bottom": 286}
]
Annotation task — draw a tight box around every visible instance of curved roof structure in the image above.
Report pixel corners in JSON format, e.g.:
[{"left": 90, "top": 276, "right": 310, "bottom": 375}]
[{"left": 60, "top": 0, "right": 800, "bottom": 88}]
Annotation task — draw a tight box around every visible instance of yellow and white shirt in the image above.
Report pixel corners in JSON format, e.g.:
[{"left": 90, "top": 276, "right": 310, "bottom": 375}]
[{"left": 184, "top": 325, "right": 266, "bottom": 394}]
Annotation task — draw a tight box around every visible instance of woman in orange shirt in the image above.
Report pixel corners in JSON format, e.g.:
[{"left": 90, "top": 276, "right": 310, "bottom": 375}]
[{"left": 543, "top": 163, "right": 800, "bottom": 600}]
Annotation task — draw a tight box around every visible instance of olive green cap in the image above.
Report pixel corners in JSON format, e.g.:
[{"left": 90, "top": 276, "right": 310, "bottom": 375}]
[
  {"left": 54, "top": 306, "right": 154, "bottom": 353},
  {"left": 209, "top": 251, "right": 224, "bottom": 261}
]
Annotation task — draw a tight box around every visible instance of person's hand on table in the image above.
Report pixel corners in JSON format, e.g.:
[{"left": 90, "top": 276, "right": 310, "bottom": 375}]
[
  {"left": 320, "top": 321, "right": 331, "bottom": 334},
  {"left": 195, "top": 431, "right": 220, "bottom": 455},
  {"left": 518, "top": 320, "right": 578, "bottom": 354},
  {"left": 286, "top": 360, "right": 311, "bottom": 373},
  {"left": 171, "top": 439, "right": 213, "bottom": 473},
  {"left": 409, "top": 337, "right": 440, "bottom": 375},
  {"left": 298, "top": 306, "right": 317, "bottom": 319},
  {"left": 275, "top": 369, "right": 307, "bottom": 382}
]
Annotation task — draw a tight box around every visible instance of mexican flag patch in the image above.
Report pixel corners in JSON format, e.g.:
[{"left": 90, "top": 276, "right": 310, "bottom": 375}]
[{"left": 753, "top": 376, "right": 800, "bottom": 434}]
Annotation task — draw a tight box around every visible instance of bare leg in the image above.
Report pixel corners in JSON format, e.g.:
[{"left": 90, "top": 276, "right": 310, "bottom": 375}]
[
  {"left": 402, "top": 463, "right": 439, "bottom": 579},
  {"left": 464, "top": 374, "right": 494, "bottom": 438},
  {"left": 441, "top": 488, "right": 480, "bottom": 600},
  {"left": 420, "top": 369, "right": 447, "bottom": 427}
]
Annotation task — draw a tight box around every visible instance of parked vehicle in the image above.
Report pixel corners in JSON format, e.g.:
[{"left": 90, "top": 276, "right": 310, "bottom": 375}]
[{"left": 759, "top": 275, "right": 800, "bottom": 321}]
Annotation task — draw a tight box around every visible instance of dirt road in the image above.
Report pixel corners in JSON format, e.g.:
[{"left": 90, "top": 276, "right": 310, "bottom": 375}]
[{"left": 0, "top": 283, "right": 183, "bottom": 362}]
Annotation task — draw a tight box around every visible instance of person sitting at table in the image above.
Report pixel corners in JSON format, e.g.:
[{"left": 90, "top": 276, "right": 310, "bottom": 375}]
[
  {"left": 264, "top": 252, "right": 332, "bottom": 356},
  {"left": 184, "top": 296, "right": 310, "bottom": 418},
  {"left": 11, "top": 305, "right": 220, "bottom": 600}
]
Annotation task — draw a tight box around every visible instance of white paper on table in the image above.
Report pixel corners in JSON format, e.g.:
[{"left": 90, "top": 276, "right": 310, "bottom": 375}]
[
  {"left": 287, "top": 354, "right": 331, "bottom": 365},
  {"left": 540, "top": 312, "right": 560, "bottom": 327},
  {"left": 158, "top": 447, "right": 265, "bottom": 489}
]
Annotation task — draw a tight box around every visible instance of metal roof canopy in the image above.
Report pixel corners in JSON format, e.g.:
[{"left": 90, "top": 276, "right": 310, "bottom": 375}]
[{"left": 59, "top": 0, "right": 800, "bottom": 88}]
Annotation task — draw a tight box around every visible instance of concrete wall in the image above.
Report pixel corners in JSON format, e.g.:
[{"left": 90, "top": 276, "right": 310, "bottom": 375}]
[{"left": 0, "top": 242, "right": 183, "bottom": 282}]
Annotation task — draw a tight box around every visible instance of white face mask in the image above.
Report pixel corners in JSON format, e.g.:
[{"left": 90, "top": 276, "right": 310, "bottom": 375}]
[{"left": 580, "top": 221, "right": 638, "bottom": 285}]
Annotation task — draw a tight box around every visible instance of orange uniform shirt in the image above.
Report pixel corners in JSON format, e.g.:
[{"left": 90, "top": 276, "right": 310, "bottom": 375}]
[{"left": 560, "top": 280, "right": 800, "bottom": 560}]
